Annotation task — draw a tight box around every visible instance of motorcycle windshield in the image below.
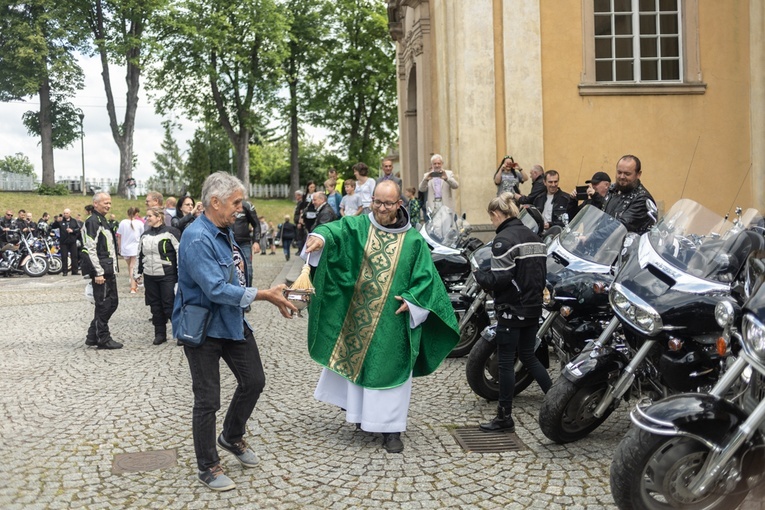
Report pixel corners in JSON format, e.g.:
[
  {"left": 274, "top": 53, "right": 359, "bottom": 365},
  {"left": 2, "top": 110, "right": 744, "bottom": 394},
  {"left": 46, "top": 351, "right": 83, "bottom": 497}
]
[
  {"left": 558, "top": 205, "right": 628, "bottom": 265},
  {"left": 423, "top": 206, "right": 466, "bottom": 249},
  {"left": 518, "top": 208, "right": 539, "bottom": 235},
  {"left": 647, "top": 199, "right": 762, "bottom": 283}
]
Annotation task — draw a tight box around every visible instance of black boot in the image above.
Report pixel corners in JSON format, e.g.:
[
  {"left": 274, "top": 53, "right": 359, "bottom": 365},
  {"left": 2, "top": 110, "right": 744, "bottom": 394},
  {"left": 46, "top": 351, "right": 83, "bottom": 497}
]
[
  {"left": 479, "top": 406, "right": 515, "bottom": 432},
  {"left": 153, "top": 324, "right": 167, "bottom": 345}
]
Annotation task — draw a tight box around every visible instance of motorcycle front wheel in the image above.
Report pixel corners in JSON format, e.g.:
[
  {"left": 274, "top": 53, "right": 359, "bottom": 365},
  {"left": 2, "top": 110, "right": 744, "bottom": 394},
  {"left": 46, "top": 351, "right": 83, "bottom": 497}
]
[
  {"left": 47, "top": 255, "right": 62, "bottom": 275},
  {"left": 465, "top": 337, "right": 535, "bottom": 401},
  {"left": 538, "top": 376, "right": 613, "bottom": 444},
  {"left": 448, "top": 311, "right": 488, "bottom": 358},
  {"left": 23, "top": 256, "right": 48, "bottom": 277},
  {"left": 610, "top": 426, "right": 747, "bottom": 510}
]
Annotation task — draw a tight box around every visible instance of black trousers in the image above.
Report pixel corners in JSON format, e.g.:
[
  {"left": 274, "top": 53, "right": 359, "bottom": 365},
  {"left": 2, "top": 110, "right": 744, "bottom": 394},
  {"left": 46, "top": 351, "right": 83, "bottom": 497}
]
[
  {"left": 184, "top": 325, "right": 265, "bottom": 471},
  {"left": 144, "top": 274, "right": 176, "bottom": 337},
  {"left": 87, "top": 275, "right": 119, "bottom": 344},
  {"left": 496, "top": 323, "right": 552, "bottom": 410},
  {"left": 59, "top": 241, "right": 79, "bottom": 275}
]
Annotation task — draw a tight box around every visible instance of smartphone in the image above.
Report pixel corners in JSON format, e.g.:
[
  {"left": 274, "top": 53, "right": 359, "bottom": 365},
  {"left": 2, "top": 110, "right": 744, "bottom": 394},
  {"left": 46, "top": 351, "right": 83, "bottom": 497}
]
[
  {"left": 575, "top": 185, "right": 589, "bottom": 201},
  {"left": 432, "top": 170, "right": 443, "bottom": 177}
]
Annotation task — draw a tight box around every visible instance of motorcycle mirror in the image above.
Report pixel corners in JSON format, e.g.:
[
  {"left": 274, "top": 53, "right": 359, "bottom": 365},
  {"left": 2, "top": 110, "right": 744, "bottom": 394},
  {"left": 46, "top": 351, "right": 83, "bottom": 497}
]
[{"left": 646, "top": 199, "right": 658, "bottom": 223}]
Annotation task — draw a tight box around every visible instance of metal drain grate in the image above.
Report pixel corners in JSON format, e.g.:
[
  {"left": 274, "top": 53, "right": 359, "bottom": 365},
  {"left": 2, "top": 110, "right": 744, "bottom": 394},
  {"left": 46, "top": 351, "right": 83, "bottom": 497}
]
[
  {"left": 452, "top": 427, "right": 526, "bottom": 453},
  {"left": 112, "top": 449, "right": 177, "bottom": 475}
]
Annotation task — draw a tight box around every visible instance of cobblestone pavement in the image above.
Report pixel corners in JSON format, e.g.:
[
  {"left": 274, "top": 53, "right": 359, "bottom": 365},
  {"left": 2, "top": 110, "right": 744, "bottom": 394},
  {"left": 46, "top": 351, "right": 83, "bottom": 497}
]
[{"left": 0, "top": 254, "right": 761, "bottom": 509}]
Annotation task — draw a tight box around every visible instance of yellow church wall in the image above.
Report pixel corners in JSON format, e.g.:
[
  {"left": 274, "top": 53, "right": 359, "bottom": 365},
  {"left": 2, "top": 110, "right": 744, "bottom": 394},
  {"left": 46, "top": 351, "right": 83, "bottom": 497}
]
[{"left": 539, "top": 1, "right": 753, "bottom": 216}]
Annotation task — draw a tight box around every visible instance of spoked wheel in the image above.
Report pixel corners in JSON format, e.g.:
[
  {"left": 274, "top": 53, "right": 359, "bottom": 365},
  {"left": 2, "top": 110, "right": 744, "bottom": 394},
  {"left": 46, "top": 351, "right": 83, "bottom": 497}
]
[
  {"left": 47, "top": 256, "right": 63, "bottom": 275},
  {"left": 610, "top": 427, "right": 748, "bottom": 510},
  {"left": 23, "top": 255, "right": 48, "bottom": 277},
  {"left": 538, "top": 377, "right": 613, "bottom": 443},
  {"left": 448, "top": 311, "right": 488, "bottom": 358}
]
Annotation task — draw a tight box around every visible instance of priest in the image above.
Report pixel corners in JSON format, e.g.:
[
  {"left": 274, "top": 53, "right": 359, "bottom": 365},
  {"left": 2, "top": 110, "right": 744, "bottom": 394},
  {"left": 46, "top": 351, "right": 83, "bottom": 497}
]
[{"left": 302, "top": 180, "right": 459, "bottom": 453}]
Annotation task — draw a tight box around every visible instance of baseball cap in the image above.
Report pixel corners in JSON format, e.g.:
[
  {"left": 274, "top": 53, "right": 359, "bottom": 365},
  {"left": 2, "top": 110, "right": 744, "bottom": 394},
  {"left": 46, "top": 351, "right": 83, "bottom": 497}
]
[{"left": 586, "top": 172, "right": 611, "bottom": 185}]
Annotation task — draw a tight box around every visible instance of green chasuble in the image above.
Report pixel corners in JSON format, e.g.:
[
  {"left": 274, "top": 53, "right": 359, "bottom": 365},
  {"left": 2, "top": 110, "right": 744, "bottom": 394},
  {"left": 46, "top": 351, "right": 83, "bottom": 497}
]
[{"left": 307, "top": 214, "right": 460, "bottom": 390}]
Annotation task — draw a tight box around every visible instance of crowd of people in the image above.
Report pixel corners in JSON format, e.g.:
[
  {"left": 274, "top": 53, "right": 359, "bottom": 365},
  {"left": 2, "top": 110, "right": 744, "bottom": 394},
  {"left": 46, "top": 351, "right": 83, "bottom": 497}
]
[{"left": 1, "top": 153, "right": 657, "bottom": 492}]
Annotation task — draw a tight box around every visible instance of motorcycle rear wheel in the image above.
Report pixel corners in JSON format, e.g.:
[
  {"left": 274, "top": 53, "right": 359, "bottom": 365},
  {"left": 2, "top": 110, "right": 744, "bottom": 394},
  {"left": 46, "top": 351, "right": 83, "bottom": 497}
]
[
  {"left": 448, "top": 311, "right": 488, "bottom": 358},
  {"left": 538, "top": 376, "right": 613, "bottom": 443},
  {"left": 23, "top": 256, "right": 48, "bottom": 277},
  {"left": 465, "top": 337, "right": 535, "bottom": 401},
  {"left": 47, "top": 256, "right": 63, "bottom": 275},
  {"left": 610, "top": 426, "right": 747, "bottom": 510}
]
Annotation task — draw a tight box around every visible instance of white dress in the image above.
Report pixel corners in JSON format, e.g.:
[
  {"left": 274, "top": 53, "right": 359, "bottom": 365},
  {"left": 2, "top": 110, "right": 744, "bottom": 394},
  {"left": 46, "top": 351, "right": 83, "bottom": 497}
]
[{"left": 116, "top": 219, "right": 144, "bottom": 257}]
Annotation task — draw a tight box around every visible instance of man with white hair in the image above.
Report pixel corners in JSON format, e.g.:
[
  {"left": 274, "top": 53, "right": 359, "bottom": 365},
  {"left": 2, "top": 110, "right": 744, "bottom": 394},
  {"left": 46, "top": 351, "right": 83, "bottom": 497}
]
[
  {"left": 417, "top": 153, "right": 459, "bottom": 215},
  {"left": 81, "top": 193, "right": 121, "bottom": 349},
  {"left": 173, "top": 171, "right": 297, "bottom": 491}
]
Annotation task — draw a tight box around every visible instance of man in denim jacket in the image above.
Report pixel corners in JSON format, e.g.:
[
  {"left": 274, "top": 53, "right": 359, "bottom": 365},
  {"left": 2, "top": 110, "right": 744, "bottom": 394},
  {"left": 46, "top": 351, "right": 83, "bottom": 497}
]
[{"left": 172, "top": 172, "right": 296, "bottom": 491}]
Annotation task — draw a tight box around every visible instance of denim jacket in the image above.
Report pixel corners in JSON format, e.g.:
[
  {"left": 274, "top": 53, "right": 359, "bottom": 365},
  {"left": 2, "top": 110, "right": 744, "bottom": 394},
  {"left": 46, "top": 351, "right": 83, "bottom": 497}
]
[{"left": 171, "top": 213, "right": 256, "bottom": 341}]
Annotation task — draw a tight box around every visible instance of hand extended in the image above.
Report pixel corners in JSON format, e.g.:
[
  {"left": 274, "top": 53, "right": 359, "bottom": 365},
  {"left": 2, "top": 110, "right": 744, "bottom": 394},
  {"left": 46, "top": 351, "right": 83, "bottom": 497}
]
[
  {"left": 394, "top": 295, "right": 409, "bottom": 315},
  {"left": 255, "top": 283, "right": 298, "bottom": 318},
  {"left": 304, "top": 236, "right": 324, "bottom": 253}
]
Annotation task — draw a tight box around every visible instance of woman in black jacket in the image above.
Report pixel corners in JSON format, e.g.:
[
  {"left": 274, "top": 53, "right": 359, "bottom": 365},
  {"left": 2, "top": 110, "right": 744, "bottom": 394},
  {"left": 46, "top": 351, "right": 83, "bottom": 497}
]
[
  {"left": 474, "top": 193, "right": 552, "bottom": 431},
  {"left": 172, "top": 195, "right": 202, "bottom": 235},
  {"left": 138, "top": 207, "right": 181, "bottom": 345}
]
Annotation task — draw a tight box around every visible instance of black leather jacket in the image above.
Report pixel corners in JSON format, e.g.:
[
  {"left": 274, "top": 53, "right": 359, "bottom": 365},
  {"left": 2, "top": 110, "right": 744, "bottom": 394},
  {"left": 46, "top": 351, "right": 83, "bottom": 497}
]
[
  {"left": 532, "top": 190, "right": 577, "bottom": 229},
  {"left": 603, "top": 180, "right": 656, "bottom": 234},
  {"left": 474, "top": 217, "right": 547, "bottom": 323}
]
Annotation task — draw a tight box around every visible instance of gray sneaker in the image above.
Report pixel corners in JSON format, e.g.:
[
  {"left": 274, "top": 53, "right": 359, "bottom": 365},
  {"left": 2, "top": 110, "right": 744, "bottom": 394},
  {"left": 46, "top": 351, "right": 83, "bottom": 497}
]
[
  {"left": 217, "top": 433, "right": 259, "bottom": 468},
  {"left": 198, "top": 464, "right": 235, "bottom": 491}
]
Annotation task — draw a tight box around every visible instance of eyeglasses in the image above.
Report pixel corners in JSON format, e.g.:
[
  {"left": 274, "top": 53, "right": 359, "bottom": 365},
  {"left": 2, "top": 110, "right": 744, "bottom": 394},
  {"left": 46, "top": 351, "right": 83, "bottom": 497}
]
[{"left": 372, "top": 199, "right": 399, "bottom": 209}]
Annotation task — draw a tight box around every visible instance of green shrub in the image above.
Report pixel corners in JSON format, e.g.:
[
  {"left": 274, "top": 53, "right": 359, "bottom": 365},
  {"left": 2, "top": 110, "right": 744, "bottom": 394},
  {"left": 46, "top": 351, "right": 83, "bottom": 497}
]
[{"left": 37, "top": 183, "right": 71, "bottom": 196}]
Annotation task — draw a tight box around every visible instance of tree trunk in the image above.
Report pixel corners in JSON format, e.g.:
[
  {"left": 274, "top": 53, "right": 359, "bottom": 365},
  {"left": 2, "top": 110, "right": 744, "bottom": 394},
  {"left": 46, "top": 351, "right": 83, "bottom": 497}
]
[
  {"left": 235, "top": 133, "right": 250, "bottom": 190},
  {"left": 288, "top": 76, "right": 300, "bottom": 195},
  {"left": 38, "top": 75, "right": 55, "bottom": 186}
]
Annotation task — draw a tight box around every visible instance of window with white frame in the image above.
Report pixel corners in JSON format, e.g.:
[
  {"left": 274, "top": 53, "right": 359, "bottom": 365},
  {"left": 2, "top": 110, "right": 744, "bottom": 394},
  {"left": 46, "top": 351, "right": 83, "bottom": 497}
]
[
  {"left": 580, "top": 0, "right": 704, "bottom": 95},
  {"left": 594, "top": 0, "right": 681, "bottom": 82}
]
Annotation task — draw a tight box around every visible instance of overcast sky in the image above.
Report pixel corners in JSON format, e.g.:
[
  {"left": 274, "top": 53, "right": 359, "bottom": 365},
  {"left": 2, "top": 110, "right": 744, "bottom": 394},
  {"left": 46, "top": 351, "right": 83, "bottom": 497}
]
[{"left": 0, "top": 54, "right": 199, "bottom": 184}]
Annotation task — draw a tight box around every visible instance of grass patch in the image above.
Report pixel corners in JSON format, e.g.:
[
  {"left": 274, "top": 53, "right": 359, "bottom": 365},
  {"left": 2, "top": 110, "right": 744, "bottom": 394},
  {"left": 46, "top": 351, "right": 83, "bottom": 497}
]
[{"left": 0, "top": 191, "right": 296, "bottom": 224}]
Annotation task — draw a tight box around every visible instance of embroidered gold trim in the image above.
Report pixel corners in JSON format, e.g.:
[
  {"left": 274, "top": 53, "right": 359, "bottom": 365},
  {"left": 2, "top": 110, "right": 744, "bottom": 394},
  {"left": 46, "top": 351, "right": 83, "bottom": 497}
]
[{"left": 328, "top": 224, "right": 405, "bottom": 382}]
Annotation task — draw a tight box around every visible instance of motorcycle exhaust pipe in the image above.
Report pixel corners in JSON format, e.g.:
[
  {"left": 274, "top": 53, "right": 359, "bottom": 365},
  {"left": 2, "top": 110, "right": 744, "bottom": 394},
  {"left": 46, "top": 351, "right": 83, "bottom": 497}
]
[{"left": 593, "top": 339, "right": 656, "bottom": 418}]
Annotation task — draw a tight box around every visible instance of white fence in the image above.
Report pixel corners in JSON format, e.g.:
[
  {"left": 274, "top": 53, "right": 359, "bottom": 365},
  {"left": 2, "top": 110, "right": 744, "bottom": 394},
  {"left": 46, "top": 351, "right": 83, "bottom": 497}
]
[{"left": 1, "top": 172, "right": 291, "bottom": 199}]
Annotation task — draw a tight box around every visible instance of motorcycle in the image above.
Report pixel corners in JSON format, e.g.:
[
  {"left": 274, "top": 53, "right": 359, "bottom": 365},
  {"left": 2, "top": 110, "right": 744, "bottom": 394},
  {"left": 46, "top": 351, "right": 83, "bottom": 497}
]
[
  {"left": 0, "top": 228, "right": 49, "bottom": 277},
  {"left": 609, "top": 252, "right": 765, "bottom": 510},
  {"left": 420, "top": 205, "right": 484, "bottom": 294},
  {"left": 539, "top": 199, "right": 764, "bottom": 444},
  {"left": 30, "top": 232, "right": 62, "bottom": 275},
  {"left": 540, "top": 205, "right": 631, "bottom": 370}
]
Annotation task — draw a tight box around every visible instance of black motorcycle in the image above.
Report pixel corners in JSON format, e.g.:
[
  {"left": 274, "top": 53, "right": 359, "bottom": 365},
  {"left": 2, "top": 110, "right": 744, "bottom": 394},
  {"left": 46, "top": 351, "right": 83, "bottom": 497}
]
[
  {"left": 540, "top": 205, "right": 631, "bottom": 369},
  {"left": 540, "top": 199, "right": 764, "bottom": 444},
  {"left": 609, "top": 251, "right": 765, "bottom": 510},
  {"left": 0, "top": 228, "right": 49, "bottom": 277},
  {"left": 420, "top": 205, "right": 484, "bottom": 294}
]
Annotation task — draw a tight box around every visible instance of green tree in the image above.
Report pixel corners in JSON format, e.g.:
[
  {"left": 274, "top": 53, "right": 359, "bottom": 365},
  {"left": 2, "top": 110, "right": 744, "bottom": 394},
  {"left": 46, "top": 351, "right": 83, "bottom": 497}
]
[
  {"left": 21, "top": 98, "right": 83, "bottom": 149},
  {"left": 151, "top": 120, "right": 184, "bottom": 182},
  {"left": 184, "top": 124, "right": 231, "bottom": 198},
  {"left": 0, "top": 0, "right": 86, "bottom": 185},
  {"left": 0, "top": 152, "right": 36, "bottom": 177},
  {"left": 149, "top": 0, "right": 288, "bottom": 189},
  {"left": 76, "top": 0, "right": 167, "bottom": 197},
  {"left": 308, "top": 0, "right": 397, "bottom": 168}
]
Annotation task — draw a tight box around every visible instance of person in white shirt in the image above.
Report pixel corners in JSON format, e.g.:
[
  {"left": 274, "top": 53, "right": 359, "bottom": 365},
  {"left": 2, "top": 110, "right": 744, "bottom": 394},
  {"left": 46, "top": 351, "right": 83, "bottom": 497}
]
[{"left": 116, "top": 207, "right": 145, "bottom": 293}]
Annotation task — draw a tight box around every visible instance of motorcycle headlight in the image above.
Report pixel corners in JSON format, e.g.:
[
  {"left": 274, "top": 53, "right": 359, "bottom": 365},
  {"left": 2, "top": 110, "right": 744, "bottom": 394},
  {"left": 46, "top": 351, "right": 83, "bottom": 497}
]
[
  {"left": 612, "top": 289, "right": 630, "bottom": 312},
  {"left": 742, "top": 314, "right": 765, "bottom": 364},
  {"left": 633, "top": 307, "right": 661, "bottom": 335},
  {"left": 714, "top": 300, "right": 736, "bottom": 328}
]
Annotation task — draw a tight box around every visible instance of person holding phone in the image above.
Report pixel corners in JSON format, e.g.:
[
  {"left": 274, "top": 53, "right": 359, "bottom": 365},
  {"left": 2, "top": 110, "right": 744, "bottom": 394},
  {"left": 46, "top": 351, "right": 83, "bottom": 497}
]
[
  {"left": 418, "top": 153, "right": 459, "bottom": 215},
  {"left": 493, "top": 155, "right": 527, "bottom": 196}
]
